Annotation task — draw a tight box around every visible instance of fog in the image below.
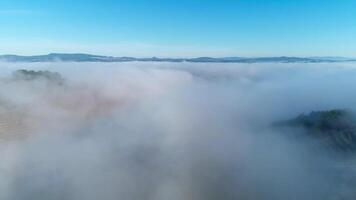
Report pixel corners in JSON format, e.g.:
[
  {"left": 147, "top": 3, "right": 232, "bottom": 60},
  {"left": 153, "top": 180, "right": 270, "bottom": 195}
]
[{"left": 0, "top": 62, "right": 355, "bottom": 199}]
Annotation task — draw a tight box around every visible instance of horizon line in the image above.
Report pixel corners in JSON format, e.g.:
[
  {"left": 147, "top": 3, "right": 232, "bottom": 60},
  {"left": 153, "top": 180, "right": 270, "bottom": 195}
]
[{"left": 0, "top": 52, "right": 355, "bottom": 59}]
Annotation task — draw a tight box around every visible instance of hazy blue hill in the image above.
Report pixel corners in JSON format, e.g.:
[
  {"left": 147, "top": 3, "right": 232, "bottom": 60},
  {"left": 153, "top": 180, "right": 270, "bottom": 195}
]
[
  {"left": 0, "top": 53, "right": 127, "bottom": 62},
  {"left": 308, "top": 56, "right": 356, "bottom": 61},
  {"left": 1, "top": 53, "right": 356, "bottom": 63}
]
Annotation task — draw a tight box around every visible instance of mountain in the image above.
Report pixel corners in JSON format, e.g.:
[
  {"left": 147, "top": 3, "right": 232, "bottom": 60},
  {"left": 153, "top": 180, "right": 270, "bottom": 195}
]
[
  {"left": 274, "top": 109, "right": 356, "bottom": 153},
  {"left": 1, "top": 53, "right": 356, "bottom": 63}
]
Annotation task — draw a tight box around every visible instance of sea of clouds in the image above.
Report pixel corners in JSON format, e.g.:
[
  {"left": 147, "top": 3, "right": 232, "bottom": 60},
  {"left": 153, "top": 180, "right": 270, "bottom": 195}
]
[{"left": 0, "top": 62, "right": 355, "bottom": 200}]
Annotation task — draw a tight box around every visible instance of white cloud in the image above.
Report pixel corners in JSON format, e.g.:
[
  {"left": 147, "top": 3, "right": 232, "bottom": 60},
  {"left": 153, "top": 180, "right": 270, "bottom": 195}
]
[{"left": 0, "top": 62, "right": 353, "bottom": 199}]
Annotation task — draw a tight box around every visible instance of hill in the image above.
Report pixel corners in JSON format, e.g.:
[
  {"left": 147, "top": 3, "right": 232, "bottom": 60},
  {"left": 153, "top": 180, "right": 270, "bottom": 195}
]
[
  {"left": 1, "top": 53, "right": 356, "bottom": 63},
  {"left": 274, "top": 109, "right": 356, "bottom": 153}
]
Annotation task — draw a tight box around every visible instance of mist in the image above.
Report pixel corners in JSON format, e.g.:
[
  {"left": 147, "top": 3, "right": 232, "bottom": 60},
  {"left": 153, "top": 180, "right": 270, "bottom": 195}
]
[{"left": 0, "top": 61, "right": 355, "bottom": 199}]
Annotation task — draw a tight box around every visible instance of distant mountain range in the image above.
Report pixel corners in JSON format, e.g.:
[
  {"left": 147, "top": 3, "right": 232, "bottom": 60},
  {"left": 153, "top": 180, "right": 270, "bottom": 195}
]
[{"left": 1, "top": 53, "right": 356, "bottom": 63}]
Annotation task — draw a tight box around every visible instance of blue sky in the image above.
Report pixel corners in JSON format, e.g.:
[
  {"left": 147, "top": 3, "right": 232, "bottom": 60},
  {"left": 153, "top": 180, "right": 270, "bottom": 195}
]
[{"left": 1, "top": 0, "right": 356, "bottom": 57}]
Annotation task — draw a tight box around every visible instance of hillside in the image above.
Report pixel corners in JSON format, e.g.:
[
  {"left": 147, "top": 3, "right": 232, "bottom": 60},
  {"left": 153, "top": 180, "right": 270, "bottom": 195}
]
[{"left": 274, "top": 109, "right": 356, "bottom": 153}]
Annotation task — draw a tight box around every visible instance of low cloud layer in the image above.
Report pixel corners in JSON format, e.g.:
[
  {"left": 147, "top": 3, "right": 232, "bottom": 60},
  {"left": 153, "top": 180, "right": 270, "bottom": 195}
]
[{"left": 0, "top": 62, "right": 355, "bottom": 199}]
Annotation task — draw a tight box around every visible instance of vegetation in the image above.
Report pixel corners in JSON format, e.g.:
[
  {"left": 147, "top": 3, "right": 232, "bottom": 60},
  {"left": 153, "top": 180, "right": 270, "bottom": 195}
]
[
  {"left": 12, "top": 69, "right": 64, "bottom": 84},
  {"left": 274, "top": 109, "right": 356, "bottom": 153}
]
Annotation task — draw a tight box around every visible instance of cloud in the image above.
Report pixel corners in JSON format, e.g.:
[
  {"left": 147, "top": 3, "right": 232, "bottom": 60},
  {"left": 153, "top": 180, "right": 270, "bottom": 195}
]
[{"left": 0, "top": 62, "right": 354, "bottom": 199}]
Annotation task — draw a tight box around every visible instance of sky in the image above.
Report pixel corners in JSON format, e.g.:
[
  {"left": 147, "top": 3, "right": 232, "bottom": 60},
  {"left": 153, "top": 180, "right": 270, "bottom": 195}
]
[{"left": 0, "top": 0, "right": 356, "bottom": 57}]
